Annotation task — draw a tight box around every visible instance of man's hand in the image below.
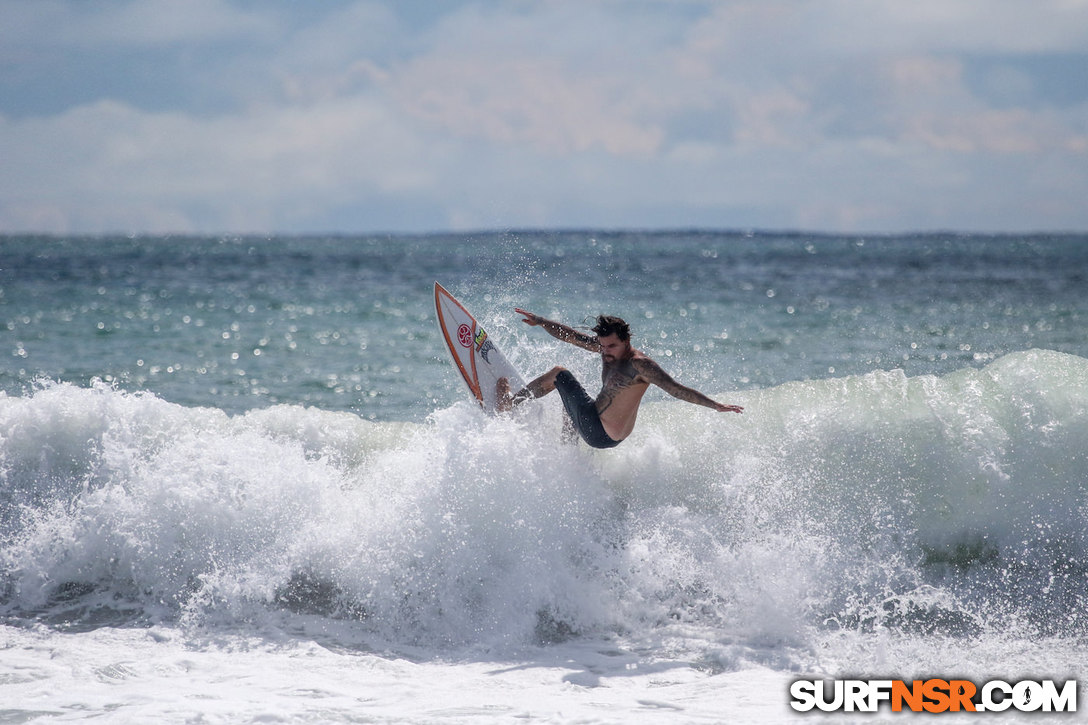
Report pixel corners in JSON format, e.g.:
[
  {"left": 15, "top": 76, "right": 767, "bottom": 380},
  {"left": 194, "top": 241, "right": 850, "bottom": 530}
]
[
  {"left": 632, "top": 357, "right": 744, "bottom": 414},
  {"left": 515, "top": 308, "right": 541, "bottom": 326}
]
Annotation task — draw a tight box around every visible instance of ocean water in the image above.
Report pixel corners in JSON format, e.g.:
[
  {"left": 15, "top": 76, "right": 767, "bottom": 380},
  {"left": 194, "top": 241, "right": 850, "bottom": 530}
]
[{"left": 1, "top": 232, "right": 1086, "bottom": 722}]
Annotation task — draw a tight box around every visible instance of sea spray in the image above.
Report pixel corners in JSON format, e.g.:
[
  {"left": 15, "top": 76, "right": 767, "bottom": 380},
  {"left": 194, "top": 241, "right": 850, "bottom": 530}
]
[{"left": 2, "top": 350, "right": 1086, "bottom": 657}]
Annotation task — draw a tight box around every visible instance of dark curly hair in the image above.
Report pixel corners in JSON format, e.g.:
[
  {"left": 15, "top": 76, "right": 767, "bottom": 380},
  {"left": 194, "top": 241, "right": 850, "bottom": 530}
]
[{"left": 592, "top": 315, "right": 630, "bottom": 342}]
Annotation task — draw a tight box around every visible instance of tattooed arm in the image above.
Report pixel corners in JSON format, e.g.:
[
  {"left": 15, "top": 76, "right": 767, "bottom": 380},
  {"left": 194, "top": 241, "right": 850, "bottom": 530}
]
[
  {"left": 632, "top": 357, "right": 744, "bottom": 413},
  {"left": 515, "top": 308, "right": 600, "bottom": 352}
]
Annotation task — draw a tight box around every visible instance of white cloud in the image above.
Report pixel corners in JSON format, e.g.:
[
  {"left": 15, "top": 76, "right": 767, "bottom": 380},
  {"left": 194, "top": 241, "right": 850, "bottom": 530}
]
[
  {"left": 0, "top": 93, "right": 434, "bottom": 232},
  {"left": 390, "top": 55, "right": 664, "bottom": 155},
  {"left": 796, "top": 0, "right": 1088, "bottom": 56},
  {"left": 1, "top": 0, "right": 1086, "bottom": 233},
  {"left": 72, "top": 0, "right": 277, "bottom": 47},
  {"left": 903, "top": 107, "right": 1088, "bottom": 155}
]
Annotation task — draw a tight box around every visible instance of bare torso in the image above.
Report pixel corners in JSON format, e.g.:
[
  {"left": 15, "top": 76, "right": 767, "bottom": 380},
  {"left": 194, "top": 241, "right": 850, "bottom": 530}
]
[
  {"left": 510, "top": 308, "right": 744, "bottom": 443},
  {"left": 595, "top": 351, "right": 651, "bottom": 440}
]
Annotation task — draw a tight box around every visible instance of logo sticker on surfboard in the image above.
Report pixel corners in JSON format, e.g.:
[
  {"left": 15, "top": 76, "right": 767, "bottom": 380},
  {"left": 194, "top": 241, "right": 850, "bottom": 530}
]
[
  {"left": 435, "top": 282, "right": 526, "bottom": 415},
  {"left": 457, "top": 323, "right": 472, "bottom": 347},
  {"left": 478, "top": 339, "right": 495, "bottom": 363}
]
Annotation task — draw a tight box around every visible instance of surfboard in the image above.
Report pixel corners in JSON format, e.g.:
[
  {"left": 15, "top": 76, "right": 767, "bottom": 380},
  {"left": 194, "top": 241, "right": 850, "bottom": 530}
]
[{"left": 434, "top": 282, "right": 525, "bottom": 414}]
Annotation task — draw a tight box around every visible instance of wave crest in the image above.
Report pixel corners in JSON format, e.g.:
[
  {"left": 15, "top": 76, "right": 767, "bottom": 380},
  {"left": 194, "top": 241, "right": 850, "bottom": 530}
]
[{"left": 2, "top": 350, "right": 1086, "bottom": 648}]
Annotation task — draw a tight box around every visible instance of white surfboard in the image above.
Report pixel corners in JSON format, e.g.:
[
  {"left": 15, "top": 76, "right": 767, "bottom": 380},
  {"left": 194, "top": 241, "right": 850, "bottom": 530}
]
[{"left": 434, "top": 282, "right": 525, "bottom": 414}]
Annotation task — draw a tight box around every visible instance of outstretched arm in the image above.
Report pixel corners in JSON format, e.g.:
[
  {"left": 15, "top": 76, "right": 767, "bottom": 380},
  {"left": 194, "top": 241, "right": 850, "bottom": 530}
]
[
  {"left": 632, "top": 358, "right": 744, "bottom": 413},
  {"left": 515, "top": 308, "right": 600, "bottom": 352}
]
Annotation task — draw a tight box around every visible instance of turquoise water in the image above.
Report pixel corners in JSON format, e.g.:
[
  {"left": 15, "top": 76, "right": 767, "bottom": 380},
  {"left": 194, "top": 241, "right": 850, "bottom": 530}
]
[{"left": 4, "top": 232, "right": 1085, "bottom": 418}]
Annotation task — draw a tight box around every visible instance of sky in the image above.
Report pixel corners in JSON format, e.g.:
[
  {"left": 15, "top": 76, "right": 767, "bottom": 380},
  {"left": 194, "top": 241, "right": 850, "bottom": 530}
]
[{"left": 2, "top": 0, "right": 1087, "bottom": 235}]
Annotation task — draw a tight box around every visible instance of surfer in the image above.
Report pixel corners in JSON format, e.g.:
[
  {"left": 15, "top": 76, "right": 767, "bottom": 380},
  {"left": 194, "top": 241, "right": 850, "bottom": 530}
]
[{"left": 498, "top": 310, "right": 743, "bottom": 448}]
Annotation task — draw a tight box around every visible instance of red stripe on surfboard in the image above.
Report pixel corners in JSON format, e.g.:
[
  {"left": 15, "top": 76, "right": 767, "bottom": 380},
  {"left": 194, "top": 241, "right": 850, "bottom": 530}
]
[{"left": 434, "top": 283, "right": 483, "bottom": 403}]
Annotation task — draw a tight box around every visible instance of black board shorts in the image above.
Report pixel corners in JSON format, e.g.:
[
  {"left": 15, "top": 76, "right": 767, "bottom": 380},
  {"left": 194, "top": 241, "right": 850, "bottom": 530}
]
[{"left": 554, "top": 370, "right": 623, "bottom": 449}]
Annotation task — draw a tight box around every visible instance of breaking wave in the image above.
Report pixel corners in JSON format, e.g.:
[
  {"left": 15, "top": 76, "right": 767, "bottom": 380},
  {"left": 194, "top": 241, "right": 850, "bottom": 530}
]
[{"left": 2, "top": 350, "right": 1086, "bottom": 654}]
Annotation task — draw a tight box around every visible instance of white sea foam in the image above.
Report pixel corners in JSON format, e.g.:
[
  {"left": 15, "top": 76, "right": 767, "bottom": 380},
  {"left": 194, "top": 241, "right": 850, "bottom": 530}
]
[
  {"left": 2, "top": 350, "right": 1086, "bottom": 721},
  {"left": 4, "top": 350, "right": 1087, "bottom": 638}
]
